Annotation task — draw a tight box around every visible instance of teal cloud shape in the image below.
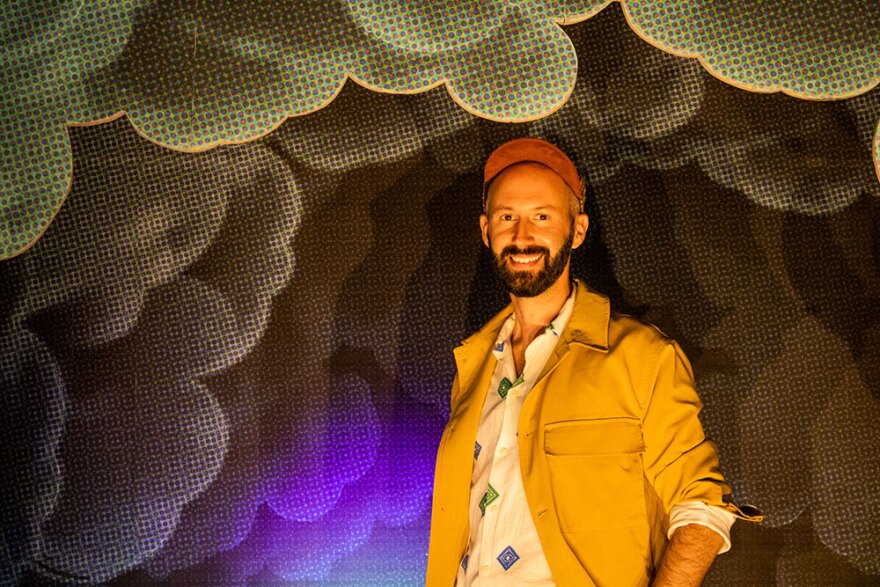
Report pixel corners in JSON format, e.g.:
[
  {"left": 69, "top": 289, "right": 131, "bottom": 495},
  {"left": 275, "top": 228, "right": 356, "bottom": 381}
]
[
  {"left": 1, "top": 0, "right": 140, "bottom": 259},
  {"left": 2, "top": 0, "right": 879, "bottom": 259},
  {"left": 1, "top": 0, "right": 611, "bottom": 259},
  {"left": 622, "top": 0, "right": 880, "bottom": 99}
]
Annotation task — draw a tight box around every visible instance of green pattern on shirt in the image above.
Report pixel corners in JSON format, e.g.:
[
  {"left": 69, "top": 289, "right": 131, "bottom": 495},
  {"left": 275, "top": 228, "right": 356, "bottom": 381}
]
[
  {"left": 497, "top": 377, "right": 512, "bottom": 398},
  {"left": 479, "top": 484, "right": 500, "bottom": 516}
]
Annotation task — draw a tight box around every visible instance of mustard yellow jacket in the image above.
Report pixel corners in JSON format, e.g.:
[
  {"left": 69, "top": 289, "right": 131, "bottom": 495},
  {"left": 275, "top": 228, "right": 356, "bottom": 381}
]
[{"left": 426, "top": 280, "right": 758, "bottom": 586}]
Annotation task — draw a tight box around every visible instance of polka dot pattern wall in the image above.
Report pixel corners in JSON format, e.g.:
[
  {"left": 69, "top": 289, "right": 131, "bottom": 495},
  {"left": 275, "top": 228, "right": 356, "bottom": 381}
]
[
  {"left": 1, "top": 0, "right": 879, "bottom": 258},
  {"left": 1, "top": 2, "right": 879, "bottom": 585}
]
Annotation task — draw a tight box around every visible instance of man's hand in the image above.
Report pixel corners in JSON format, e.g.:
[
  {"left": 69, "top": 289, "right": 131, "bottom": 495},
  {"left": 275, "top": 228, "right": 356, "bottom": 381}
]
[{"left": 652, "top": 523, "right": 724, "bottom": 587}]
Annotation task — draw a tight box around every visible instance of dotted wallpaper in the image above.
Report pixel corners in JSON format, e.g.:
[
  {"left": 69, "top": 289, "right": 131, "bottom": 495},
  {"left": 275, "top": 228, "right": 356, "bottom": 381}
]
[
  {"left": 2, "top": 0, "right": 879, "bottom": 259},
  {"left": 1, "top": 2, "right": 880, "bottom": 586},
  {"left": 623, "top": 0, "right": 880, "bottom": 98}
]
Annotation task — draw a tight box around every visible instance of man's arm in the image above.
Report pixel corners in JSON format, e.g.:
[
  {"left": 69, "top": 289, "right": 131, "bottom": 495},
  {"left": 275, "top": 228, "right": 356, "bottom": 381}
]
[
  {"left": 653, "top": 523, "right": 724, "bottom": 587},
  {"left": 638, "top": 339, "right": 744, "bottom": 583}
]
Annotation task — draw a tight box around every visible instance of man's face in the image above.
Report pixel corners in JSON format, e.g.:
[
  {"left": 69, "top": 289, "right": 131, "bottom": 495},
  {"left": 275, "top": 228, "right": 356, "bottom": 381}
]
[{"left": 480, "top": 163, "right": 589, "bottom": 298}]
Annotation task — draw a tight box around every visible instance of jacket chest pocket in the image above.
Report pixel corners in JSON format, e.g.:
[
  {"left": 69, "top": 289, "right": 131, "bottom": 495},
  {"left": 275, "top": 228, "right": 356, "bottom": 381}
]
[{"left": 544, "top": 418, "right": 648, "bottom": 532}]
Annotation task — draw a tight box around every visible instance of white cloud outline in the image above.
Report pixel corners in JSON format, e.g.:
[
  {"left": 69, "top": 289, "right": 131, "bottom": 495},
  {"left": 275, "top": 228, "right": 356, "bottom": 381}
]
[{"left": 874, "top": 119, "right": 880, "bottom": 184}]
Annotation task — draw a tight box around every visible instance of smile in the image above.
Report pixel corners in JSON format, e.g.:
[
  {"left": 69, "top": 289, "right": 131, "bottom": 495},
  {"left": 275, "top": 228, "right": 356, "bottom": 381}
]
[{"left": 509, "top": 254, "right": 543, "bottom": 265}]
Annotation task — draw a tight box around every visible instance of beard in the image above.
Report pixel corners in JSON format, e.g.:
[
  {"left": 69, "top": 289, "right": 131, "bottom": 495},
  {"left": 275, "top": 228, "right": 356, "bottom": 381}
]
[{"left": 491, "top": 230, "right": 574, "bottom": 298}]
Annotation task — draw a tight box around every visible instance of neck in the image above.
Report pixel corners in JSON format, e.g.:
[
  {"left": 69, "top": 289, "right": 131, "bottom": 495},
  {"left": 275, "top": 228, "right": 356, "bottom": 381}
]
[{"left": 509, "top": 272, "right": 572, "bottom": 347}]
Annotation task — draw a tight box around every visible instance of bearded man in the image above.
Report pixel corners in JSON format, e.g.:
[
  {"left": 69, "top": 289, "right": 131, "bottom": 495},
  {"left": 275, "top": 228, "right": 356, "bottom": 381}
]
[{"left": 426, "top": 138, "right": 760, "bottom": 586}]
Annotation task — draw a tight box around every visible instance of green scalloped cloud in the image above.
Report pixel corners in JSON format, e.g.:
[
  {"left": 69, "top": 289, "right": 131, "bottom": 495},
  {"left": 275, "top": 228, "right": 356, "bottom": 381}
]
[
  {"left": 1, "top": 0, "right": 140, "bottom": 259},
  {"left": 1, "top": 0, "right": 613, "bottom": 259},
  {"left": 622, "top": 0, "right": 880, "bottom": 99},
  {"left": 2, "top": 0, "right": 880, "bottom": 259}
]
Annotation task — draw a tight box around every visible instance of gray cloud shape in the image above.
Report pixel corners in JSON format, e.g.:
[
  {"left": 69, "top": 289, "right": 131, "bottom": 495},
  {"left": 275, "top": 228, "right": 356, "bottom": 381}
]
[
  {"left": 0, "top": 117, "right": 303, "bottom": 582},
  {"left": 36, "top": 377, "right": 227, "bottom": 582},
  {"left": 0, "top": 326, "right": 66, "bottom": 586}
]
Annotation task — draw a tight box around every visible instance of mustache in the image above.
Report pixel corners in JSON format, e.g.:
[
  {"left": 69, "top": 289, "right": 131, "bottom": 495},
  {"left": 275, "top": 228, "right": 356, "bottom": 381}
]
[{"left": 500, "top": 246, "right": 549, "bottom": 259}]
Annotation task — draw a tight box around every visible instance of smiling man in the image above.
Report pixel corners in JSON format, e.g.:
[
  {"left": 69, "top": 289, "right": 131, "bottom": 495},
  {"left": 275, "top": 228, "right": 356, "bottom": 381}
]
[{"left": 426, "top": 138, "right": 760, "bottom": 586}]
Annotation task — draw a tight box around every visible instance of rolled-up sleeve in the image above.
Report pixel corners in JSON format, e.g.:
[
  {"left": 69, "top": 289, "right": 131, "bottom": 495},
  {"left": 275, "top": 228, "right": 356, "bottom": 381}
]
[
  {"left": 640, "top": 339, "right": 762, "bottom": 527},
  {"left": 668, "top": 501, "right": 737, "bottom": 553}
]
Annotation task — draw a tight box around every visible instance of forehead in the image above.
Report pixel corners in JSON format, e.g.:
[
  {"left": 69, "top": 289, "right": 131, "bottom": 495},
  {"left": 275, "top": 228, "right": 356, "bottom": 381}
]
[{"left": 485, "top": 162, "right": 571, "bottom": 211}]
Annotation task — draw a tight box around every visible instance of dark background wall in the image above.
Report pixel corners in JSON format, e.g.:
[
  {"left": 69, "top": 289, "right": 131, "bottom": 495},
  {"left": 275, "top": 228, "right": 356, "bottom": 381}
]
[{"left": 2, "top": 3, "right": 879, "bottom": 585}]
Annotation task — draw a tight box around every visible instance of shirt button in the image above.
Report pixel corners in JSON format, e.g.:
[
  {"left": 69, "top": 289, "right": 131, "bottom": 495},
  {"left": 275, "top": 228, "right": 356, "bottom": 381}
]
[
  {"left": 490, "top": 503, "right": 499, "bottom": 513},
  {"left": 481, "top": 564, "right": 490, "bottom": 573},
  {"left": 498, "top": 446, "right": 508, "bottom": 456}
]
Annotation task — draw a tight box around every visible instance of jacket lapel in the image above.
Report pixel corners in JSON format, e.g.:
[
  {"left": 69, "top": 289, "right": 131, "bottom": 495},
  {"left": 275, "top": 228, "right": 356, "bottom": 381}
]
[
  {"left": 447, "top": 305, "right": 512, "bottom": 467},
  {"left": 535, "top": 279, "right": 611, "bottom": 383},
  {"left": 427, "top": 305, "right": 513, "bottom": 584},
  {"left": 453, "top": 305, "right": 512, "bottom": 392}
]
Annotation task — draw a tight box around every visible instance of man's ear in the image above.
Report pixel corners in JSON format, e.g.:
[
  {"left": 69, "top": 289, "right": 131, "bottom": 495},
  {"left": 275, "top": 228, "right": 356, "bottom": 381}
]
[
  {"left": 480, "top": 214, "right": 490, "bottom": 248},
  {"left": 572, "top": 213, "right": 589, "bottom": 249}
]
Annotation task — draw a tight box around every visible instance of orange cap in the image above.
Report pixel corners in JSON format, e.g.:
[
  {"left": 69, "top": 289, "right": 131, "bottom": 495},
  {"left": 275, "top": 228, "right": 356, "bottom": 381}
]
[{"left": 483, "top": 138, "right": 583, "bottom": 211}]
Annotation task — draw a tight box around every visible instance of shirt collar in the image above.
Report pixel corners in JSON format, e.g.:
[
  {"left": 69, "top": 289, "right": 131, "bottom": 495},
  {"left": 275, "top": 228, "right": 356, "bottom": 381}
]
[
  {"left": 460, "top": 279, "right": 610, "bottom": 353},
  {"left": 491, "top": 284, "right": 577, "bottom": 356}
]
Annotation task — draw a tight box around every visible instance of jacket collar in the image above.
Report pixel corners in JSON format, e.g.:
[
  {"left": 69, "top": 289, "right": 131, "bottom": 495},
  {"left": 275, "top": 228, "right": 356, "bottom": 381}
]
[
  {"left": 456, "top": 278, "right": 610, "bottom": 358},
  {"left": 559, "top": 278, "right": 610, "bottom": 352},
  {"left": 454, "top": 279, "right": 609, "bottom": 393}
]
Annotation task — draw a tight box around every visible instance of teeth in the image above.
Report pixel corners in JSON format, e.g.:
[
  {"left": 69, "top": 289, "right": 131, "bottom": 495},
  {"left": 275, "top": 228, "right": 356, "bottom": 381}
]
[{"left": 511, "top": 254, "right": 541, "bottom": 264}]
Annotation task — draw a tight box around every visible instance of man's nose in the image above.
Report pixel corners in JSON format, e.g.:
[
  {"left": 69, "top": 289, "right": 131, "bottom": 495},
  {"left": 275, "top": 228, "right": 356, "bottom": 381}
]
[{"left": 512, "top": 219, "right": 533, "bottom": 245}]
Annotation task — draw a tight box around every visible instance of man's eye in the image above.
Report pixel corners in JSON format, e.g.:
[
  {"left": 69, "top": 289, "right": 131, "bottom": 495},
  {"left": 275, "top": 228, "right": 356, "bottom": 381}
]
[
  {"left": 536, "top": 214, "right": 549, "bottom": 221},
  {"left": 501, "top": 214, "right": 514, "bottom": 221}
]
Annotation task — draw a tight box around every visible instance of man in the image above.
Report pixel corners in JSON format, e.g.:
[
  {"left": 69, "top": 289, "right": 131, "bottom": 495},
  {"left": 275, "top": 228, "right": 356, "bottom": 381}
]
[{"left": 426, "top": 138, "right": 760, "bottom": 586}]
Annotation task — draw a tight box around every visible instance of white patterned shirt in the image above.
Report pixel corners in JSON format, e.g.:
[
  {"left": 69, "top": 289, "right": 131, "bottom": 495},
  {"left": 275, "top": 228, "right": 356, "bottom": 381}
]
[{"left": 456, "top": 288, "right": 735, "bottom": 585}]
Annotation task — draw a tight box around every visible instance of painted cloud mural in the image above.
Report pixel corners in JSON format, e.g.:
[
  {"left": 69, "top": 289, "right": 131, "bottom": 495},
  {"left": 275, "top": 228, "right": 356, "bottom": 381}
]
[
  {"left": 1, "top": 2, "right": 880, "bottom": 586},
  {"left": 2, "top": 0, "right": 880, "bottom": 257}
]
